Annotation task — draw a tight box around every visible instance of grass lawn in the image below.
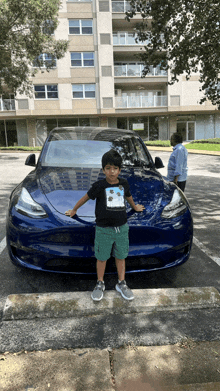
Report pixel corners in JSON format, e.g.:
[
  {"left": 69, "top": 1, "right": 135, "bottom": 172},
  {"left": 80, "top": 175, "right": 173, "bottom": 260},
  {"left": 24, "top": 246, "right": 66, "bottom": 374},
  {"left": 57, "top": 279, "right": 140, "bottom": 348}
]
[
  {"left": 145, "top": 139, "right": 220, "bottom": 152},
  {"left": 185, "top": 143, "right": 220, "bottom": 151},
  {"left": 0, "top": 146, "right": 42, "bottom": 151}
]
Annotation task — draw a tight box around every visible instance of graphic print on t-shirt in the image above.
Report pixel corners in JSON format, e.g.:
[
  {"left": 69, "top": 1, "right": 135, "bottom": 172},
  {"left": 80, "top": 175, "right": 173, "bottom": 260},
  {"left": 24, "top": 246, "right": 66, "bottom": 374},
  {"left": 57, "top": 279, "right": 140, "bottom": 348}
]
[{"left": 105, "top": 186, "right": 125, "bottom": 210}]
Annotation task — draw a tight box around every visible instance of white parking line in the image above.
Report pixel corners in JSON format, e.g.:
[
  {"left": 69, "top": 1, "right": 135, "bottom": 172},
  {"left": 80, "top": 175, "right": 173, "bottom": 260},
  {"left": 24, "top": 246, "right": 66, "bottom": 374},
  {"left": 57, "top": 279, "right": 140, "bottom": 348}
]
[
  {"left": 0, "top": 237, "right": 6, "bottom": 254},
  {"left": 193, "top": 237, "right": 220, "bottom": 266}
]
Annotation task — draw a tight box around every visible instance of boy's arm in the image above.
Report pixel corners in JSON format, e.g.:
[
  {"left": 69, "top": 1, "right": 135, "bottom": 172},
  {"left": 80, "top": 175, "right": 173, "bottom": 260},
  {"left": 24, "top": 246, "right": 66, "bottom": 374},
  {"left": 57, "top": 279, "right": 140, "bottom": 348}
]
[
  {"left": 65, "top": 193, "right": 90, "bottom": 218},
  {"left": 125, "top": 195, "right": 145, "bottom": 212}
]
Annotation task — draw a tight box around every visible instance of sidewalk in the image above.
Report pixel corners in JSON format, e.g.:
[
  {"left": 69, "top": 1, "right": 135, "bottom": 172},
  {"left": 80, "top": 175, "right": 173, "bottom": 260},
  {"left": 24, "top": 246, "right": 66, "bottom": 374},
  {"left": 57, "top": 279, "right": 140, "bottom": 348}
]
[
  {"left": 1, "top": 341, "right": 220, "bottom": 391},
  {"left": 1, "top": 287, "right": 220, "bottom": 390}
]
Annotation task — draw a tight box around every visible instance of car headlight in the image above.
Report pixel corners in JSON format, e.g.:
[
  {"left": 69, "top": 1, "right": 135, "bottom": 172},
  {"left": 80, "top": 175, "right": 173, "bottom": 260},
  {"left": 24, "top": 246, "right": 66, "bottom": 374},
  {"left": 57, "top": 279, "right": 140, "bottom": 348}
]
[
  {"left": 161, "top": 189, "right": 188, "bottom": 219},
  {"left": 15, "top": 188, "right": 48, "bottom": 218}
]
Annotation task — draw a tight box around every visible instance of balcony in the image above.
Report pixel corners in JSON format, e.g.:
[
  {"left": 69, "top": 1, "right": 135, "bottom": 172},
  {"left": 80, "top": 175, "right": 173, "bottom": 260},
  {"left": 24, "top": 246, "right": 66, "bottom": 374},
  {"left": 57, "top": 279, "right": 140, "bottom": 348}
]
[
  {"left": 115, "top": 94, "right": 168, "bottom": 108},
  {"left": 114, "top": 63, "right": 167, "bottom": 77},
  {"left": 113, "top": 32, "right": 149, "bottom": 46},
  {"left": 112, "top": 1, "right": 131, "bottom": 12},
  {"left": 0, "top": 98, "right": 15, "bottom": 111}
]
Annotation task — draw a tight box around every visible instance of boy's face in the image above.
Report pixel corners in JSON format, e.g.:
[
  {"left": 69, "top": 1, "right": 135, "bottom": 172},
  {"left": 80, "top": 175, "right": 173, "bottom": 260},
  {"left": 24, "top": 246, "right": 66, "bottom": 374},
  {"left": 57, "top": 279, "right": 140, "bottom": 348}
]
[{"left": 103, "top": 164, "right": 121, "bottom": 183}]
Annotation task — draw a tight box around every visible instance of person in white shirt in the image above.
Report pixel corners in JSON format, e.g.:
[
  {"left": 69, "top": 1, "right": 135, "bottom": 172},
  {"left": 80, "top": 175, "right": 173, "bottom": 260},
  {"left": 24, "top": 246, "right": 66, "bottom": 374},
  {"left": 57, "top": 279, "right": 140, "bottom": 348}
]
[{"left": 167, "top": 133, "right": 188, "bottom": 192}]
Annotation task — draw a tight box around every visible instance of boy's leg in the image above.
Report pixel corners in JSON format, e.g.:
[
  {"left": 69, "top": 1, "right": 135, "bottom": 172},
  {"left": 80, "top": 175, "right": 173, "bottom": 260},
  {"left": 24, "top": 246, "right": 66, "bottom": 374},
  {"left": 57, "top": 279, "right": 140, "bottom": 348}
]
[
  {"left": 97, "top": 259, "right": 107, "bottom": 281},
  {"left": 91, "top": 260, "right": 106, "bottom": 301},
  {"left": 115, "top": 258, "right": 125, "bottom": 281},
  {"left": 113, "top": 224, "right": 134, "bottom": 301},
  {"left": 115, "top": 257, "right": 134, "bottom": 300},
  {"left": 92, "top": 225, "right": 114, "bottom": 301}
]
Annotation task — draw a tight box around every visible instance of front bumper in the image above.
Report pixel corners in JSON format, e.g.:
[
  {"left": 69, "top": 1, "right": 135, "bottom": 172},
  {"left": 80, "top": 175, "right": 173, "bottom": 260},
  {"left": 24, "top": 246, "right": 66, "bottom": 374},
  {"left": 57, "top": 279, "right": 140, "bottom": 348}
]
[{"left": 7, "top": 209, "right": 193, "bottom": 274}]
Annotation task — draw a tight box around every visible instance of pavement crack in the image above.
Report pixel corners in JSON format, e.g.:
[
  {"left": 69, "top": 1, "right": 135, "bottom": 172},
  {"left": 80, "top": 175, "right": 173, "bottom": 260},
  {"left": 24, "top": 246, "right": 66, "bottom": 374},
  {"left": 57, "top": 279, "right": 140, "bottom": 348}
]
[{"left": 108, "top": 347, "right": 116, "bottom": 388}]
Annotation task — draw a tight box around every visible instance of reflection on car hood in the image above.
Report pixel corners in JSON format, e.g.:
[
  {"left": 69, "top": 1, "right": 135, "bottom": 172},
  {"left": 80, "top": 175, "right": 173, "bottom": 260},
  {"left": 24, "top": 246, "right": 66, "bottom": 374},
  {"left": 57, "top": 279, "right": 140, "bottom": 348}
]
[{"left": 39, "top": 166, "right": 164, "bottom": 218}]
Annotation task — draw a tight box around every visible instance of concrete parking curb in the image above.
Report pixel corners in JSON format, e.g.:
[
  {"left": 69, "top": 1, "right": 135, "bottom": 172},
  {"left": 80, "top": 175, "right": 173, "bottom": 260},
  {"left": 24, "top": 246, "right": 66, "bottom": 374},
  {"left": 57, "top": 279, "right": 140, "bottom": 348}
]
[{"left": 3, "top": 287, "right": 220, "bottom": 321}]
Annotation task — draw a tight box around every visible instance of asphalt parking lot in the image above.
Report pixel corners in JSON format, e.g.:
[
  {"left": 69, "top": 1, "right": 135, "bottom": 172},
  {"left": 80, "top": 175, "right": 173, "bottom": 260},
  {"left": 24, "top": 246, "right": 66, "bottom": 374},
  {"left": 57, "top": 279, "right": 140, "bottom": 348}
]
[{"left": 0, "top": 150, "right": 219, "bottom": 303}]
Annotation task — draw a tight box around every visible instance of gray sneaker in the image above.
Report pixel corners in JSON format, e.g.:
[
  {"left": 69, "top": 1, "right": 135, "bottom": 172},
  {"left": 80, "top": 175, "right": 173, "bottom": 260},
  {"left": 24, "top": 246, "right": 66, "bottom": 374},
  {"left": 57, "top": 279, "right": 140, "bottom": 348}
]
[
  {"left": 91, "top": 281, "right": 105, "bottom": 301},
  {"left": 115, "top": 280, "right": 134, "bottom": 301}
]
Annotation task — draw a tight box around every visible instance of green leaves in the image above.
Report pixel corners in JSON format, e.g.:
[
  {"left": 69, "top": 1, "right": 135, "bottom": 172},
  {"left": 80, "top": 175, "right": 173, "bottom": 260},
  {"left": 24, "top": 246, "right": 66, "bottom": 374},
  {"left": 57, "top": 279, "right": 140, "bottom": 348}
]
[
  {"left": 126, "top": 0, "right": 220, "bottom": 108},
  {"left": 0, "top": 0, "right": 67, "bottom": 97}
]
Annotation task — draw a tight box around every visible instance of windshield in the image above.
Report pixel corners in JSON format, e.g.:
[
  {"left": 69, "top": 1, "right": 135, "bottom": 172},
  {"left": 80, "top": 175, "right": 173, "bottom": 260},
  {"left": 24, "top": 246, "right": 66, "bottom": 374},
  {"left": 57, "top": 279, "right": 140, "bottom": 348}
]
[{"left": 41, "top": 130, "right": 151, "bottom": 168}]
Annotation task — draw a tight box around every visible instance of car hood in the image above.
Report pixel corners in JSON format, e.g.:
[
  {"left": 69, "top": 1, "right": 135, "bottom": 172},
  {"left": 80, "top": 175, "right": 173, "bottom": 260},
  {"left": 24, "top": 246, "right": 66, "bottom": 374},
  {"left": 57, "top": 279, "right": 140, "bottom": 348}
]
[{"left": 38, "top": 166, "right": 165, "bottom": 220}]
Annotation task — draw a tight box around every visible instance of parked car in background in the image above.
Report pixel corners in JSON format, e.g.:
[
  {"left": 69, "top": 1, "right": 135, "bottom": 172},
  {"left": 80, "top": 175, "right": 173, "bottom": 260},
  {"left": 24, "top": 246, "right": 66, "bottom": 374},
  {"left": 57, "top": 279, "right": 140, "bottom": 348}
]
[{"left": 6, "top": 127, "right": 193, "bottom": 275}]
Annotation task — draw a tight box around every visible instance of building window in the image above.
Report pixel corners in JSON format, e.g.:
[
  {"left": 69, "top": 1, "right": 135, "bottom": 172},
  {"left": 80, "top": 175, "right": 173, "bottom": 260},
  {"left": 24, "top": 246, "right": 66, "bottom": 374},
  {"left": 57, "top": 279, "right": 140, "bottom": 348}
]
[
  {"left": 69, "top": 20, "right": 93, "bottom": 35},
  {"left": 33, "top": 53, "right": 57, "bottom": 68},
  {"left": 71, "top": 52, "right": 94, "bottom": 67},
  {"left": 42, "top": 20, "right": 55, "bottom": 35},
  {"left": 112, "top": 0, "right": 131, "bottom": 12},
  {"left": 34, "top": 85, "right": 58, "bottom": 99},
  {"left": 72, "top": 84, "right": 96, "bottom": 99},
  {"left": 0, "top": 95, "right": 15, "bottom": 111}
]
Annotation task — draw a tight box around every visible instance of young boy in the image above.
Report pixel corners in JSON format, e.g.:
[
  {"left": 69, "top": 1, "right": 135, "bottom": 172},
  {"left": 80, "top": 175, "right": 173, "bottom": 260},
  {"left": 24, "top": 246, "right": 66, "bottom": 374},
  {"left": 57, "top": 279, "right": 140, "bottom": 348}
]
[{"left": 65, "top": 149, "right": 145, "bottom": 301}]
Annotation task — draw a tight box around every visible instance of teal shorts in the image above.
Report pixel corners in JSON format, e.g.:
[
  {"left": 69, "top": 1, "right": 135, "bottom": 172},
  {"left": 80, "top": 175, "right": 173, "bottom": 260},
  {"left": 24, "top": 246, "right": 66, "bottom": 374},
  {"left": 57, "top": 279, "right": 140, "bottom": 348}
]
[{"left": 95, "top": 223, "right": 129, "bottom": 261}]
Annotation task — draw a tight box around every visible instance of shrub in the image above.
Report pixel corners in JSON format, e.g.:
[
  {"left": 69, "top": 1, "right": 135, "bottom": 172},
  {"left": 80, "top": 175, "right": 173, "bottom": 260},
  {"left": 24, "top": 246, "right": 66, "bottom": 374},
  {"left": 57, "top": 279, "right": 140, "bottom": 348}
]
[
  {"left": 144, "top": 140, "right": 171, "bottom": 147},
  {"left": 189, "top": 138, "right": 220, "bottom": 144}
]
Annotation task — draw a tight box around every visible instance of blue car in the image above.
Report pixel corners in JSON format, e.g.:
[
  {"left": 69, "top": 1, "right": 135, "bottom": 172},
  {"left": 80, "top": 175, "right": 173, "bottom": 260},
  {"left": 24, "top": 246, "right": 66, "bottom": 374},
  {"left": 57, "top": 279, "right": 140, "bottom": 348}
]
[{"left": 6, "top": 127, "right": 193, "bottom": 274}]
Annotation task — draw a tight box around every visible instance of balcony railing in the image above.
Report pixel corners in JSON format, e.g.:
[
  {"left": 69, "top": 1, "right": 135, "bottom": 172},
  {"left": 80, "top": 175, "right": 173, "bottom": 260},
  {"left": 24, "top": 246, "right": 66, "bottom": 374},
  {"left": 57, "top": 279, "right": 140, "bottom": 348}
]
[
  {"left": 112, "top": 1, "right": 131, "bottom": 12},
  {"left": 113, "top": 32, "right": 149, "bottom": 45},
  {"left": 0, "top": 99, "right": 15, "bottom": 111},
  {"left": 114, "top": 64, "right": 167, "bottom": 77},
  {"left": 115, "top": 95, "right": 168, "bottom": 108}
]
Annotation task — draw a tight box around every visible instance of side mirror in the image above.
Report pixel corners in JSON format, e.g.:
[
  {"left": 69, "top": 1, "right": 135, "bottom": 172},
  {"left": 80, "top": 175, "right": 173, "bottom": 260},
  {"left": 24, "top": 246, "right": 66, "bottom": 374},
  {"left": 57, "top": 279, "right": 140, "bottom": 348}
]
[
  {"left": 25, "top": 154, "right": 36, "bottom": 167},
  {"left": 155, "top": 157, "right": 164, "bottom": 169}
]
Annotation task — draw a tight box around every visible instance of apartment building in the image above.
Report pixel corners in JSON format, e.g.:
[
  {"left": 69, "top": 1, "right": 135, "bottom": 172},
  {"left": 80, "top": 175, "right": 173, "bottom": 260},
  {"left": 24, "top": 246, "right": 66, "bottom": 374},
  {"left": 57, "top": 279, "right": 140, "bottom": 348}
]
[{"left": 1, "top": 0, "right": 220, "bottom": 147}]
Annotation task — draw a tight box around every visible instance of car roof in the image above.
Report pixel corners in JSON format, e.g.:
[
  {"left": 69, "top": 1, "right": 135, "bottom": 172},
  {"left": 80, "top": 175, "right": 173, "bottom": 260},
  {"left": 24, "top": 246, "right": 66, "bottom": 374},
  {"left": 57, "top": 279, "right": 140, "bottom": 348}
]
[{"left": 50, "top": 126, "right": 134, "bottom": 134}]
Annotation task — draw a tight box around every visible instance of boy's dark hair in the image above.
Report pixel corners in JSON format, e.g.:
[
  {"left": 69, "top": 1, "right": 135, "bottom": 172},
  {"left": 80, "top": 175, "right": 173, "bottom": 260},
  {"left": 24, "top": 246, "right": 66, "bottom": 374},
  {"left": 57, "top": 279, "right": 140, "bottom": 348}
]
[
  {"left": 102, "top": 149, "right": 122, "bottom": 169},
  {"left": 172, "top": 132, "right": 183, "bottom": 144}
]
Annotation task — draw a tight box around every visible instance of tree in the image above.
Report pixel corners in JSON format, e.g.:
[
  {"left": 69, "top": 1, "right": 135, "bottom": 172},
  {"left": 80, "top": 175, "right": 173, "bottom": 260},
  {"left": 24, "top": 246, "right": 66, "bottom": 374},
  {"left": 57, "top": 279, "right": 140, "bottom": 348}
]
[
  {"left": 0, "top": 0, "right": 68, "bottom": 97},
  {"left": 126, "top": 0, "right": 220, "bottom": 108}
]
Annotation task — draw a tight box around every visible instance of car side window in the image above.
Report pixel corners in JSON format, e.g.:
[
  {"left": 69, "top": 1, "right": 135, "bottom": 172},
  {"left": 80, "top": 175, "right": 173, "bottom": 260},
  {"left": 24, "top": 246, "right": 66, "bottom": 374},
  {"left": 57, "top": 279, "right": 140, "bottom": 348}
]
[{"left": 132, "top": 138, "right": 149, "bottom": 163}]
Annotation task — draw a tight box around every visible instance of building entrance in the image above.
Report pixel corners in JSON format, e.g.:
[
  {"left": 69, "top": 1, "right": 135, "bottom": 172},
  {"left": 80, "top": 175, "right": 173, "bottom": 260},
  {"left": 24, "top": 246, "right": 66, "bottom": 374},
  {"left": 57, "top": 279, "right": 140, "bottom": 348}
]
[
  {"left": 177, "top": 121, "right": 195, "bottom": 141},
  {"left": 0, "top": 120, "right": 17, "bottom": 147}
]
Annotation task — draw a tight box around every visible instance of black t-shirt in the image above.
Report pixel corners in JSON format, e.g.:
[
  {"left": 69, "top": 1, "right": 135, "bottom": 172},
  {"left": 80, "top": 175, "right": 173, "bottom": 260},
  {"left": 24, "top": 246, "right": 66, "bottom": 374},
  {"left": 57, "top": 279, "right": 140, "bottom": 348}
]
[{"left": 87, "top": 178, "right": 131, "bottom": 227}]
